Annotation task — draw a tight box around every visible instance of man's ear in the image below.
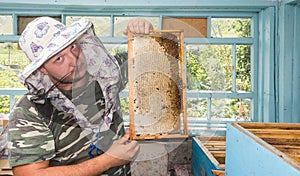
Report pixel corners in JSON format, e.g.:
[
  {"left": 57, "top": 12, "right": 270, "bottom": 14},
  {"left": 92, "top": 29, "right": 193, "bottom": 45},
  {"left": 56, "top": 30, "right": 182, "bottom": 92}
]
[{"left": 39, "top": 66, "right": 48, "bottom": 75}]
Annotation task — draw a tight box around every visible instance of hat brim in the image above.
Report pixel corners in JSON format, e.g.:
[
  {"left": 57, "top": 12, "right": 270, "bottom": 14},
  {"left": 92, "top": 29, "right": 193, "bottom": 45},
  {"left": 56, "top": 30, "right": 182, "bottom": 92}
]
[{"left": 20, "top": 18, "right": 92, "bottom": 84}]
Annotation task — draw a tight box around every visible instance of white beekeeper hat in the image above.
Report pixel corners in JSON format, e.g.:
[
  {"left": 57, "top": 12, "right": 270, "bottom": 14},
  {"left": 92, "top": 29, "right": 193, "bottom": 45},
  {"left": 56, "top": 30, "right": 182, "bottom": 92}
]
[{"left": 18, "top": 16, "right": 92, "bottom": 83}]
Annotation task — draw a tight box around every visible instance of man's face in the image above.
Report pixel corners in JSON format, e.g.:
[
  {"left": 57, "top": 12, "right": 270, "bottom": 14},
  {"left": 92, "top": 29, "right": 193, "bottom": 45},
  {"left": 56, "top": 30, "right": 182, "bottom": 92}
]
[{"left": 39, "top": 41, "right": 87, "bottom": 90}]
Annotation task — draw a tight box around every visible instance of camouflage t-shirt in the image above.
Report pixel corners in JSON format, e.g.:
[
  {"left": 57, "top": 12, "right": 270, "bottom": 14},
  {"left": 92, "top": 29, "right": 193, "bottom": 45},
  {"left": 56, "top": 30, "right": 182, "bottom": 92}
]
[{"left": 8, "top": 76, "right": 130, "bottom": 175}]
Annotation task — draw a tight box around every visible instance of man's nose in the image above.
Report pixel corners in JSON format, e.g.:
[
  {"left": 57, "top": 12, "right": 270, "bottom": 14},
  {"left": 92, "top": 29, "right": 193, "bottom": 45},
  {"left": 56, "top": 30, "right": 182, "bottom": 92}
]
[{"left": 67, "top": 52, "right": 78, "bottom": 67}]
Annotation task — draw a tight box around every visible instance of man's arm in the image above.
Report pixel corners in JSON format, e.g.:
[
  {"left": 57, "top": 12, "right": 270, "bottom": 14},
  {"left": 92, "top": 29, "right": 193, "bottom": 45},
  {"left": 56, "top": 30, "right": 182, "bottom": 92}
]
[{"left": 12, "top": 131, "right": 139, "bottom": 176}]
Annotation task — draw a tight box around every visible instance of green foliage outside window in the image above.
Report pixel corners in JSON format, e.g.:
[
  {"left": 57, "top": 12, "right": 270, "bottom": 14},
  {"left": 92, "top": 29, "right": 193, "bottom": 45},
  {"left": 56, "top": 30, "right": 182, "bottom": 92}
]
[
  {"left": 186, "top": 18, "right": 251, "bottom": 119},
  {"left": 0, "top": 43, "right": 29, "bottom": 113}
]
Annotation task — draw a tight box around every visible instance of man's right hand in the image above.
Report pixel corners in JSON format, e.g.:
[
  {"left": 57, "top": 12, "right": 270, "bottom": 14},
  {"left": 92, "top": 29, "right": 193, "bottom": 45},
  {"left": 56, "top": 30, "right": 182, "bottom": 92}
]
[{"left": 104, "top": 130, "right": 140, "bottom": 168}]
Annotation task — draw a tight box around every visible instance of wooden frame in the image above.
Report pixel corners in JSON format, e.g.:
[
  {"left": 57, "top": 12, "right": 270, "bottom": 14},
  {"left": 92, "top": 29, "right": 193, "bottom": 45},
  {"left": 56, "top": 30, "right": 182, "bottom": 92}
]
[{"left": 127, "top": 30, "right": 188, "bottom": 140}]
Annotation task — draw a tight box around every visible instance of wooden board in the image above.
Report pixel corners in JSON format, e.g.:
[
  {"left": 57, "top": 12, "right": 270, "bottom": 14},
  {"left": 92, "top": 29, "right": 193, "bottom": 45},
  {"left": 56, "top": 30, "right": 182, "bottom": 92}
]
[
  {"left": 0, "top": 160, "right": 12, "bottom": 176},
  {"left": 128, "top": 30, "right": 188, "bottom": 140},
  {"left": 17, "top": 16, "right": 61, "bottom": 35},
  {"left": 162, "top": 17, "right": 207, "bottom": 37}
]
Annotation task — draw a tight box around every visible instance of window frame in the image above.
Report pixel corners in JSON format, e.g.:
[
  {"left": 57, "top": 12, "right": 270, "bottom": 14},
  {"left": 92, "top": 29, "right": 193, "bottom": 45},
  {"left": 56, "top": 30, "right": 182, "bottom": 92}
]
[{"left": 0, "top": 0, "right": 278, "bottom": 135}]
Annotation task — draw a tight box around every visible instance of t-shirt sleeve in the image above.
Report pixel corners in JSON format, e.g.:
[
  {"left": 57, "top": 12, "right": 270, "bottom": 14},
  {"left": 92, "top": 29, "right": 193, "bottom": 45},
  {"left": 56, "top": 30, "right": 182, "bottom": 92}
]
[{"left": 8, "top": 103, "right": 55, "bottom": 167}]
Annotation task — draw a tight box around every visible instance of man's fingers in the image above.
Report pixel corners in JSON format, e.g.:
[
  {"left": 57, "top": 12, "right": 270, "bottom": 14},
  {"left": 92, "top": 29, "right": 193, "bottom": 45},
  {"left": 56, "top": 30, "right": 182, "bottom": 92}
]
[
  {"left": 123, "top": 18, "right": 153, "bottom": 35},
  {"left": 118, "top": 129, "right": 130, "bottom": 144},
  {"left": 144, "top": 22, "right": 153, "bottom": 34},
  {"left": 138, "top": 20, "right": 145, "bottom": 33}
]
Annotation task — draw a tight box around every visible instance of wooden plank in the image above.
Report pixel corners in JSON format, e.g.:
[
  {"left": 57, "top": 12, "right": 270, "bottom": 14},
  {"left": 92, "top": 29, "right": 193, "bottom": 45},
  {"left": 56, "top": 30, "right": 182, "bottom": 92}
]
[
  {"left": 0, "top": 160, "right": 12, "bottom": 176},
  {"left": 253, "top": 133, "right": 300, "bottom": 139},
  {"left": 214, "top": 157, "right": 226, "bottom": 165},
  {"left": 127, "top": 30, "right": 135, "bottom": 140},
  {"left": 211, "top": 169, "right": 225, "bottom": 176},
  {"left": 237, "top": 122, "right": 300, "bottom": 130},
  {"left": 0, "top": 171, "right": 13, "bottom": 176},
  {"left": 203, "top": 141, "right": 227, "bottom": 145},
  {"left": 284, "top": 153, "right": 300, "bottom": 162},
  {"left": 254, "top": 139, "right": 300, "bottom": 147},
  {"left": 247, "top": 129, "right": 300, "bottom": 134},
  {"left": 273, "top": 145, "right": 300, "bottom": 150},
  {"left": 289, "top": 157, "right": 300, "bottom": 163},
  {"left": 179, "top": 30, "right": 188, "bottom": 136},
  {"left": 0, "top": 160, "right": 9, "bottom": 170},
  {"left": 210, "top": 151, "right": 226, "bottom": 158},
  {"left": 204, "top": 144, "right": 226, "bottom": 147},
  {"left": 196, "top": 136, "right": 226, "bottom": 141},
  {"left": 132, "top": 134, "right": 188, "bottom": 140},
  {"left": 206, "top": 146, "right": 226, "bottom": 151}
]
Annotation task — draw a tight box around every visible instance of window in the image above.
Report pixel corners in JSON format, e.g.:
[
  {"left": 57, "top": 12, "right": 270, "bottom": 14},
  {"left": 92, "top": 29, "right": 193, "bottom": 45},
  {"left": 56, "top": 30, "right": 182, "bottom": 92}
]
[
  {"left": 0, "top": 1, "right": 278, "bottom": 133},
  {"left": 0, "top": 42, "right": 28, "bottom": 113},
  {"left": 184, "top": 17, "right": 253, "bottom": 121},
  {"left": 0, "top": 15, "right": 13, "bottom": 35},
  {"left": 0, "top": 15, "right": 257, "bottom": 121}
]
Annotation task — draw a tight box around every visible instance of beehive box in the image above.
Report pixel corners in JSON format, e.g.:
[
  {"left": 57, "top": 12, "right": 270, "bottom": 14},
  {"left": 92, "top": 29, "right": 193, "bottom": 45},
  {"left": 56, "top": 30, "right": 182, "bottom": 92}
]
[
  {"left": 226, "top": 122, "right": 300, "bottom": 176},
  {"left": 192, "top": 136, "right": 226, "bottom": 176},
  {"left": 127, "top": 30, "right": 188, "bottom": 140}
]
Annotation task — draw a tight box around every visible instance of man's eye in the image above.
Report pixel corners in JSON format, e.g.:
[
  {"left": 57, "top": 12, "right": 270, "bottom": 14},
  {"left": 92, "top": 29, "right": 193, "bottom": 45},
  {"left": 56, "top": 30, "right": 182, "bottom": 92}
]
[
  {"left": 71, "top": 43, "right": 80, "bottom": 54},
  {"left": 55, "top": 56, "right": 63, "bottom": 63},
  {"left": 72, "top": 43, "right": 77, "bottom": 49}
]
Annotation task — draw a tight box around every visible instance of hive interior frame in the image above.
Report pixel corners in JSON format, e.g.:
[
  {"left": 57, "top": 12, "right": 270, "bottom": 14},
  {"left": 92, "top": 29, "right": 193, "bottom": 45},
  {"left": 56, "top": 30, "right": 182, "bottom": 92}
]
[{"left": 127, "top": 30, "right": 188, "bottom": 140}]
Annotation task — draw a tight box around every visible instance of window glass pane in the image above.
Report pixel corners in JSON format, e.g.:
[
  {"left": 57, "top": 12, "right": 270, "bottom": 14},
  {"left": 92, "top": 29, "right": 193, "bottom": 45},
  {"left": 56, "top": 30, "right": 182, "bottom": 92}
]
[
  {"left": 114, "top": 17, "right": 159, "bottom": 37},
  {"left": 187, "top": 97, "right": 251, "bottom": 120},
  {"left": 211, "top": 98, "right": 251, "bottom": 120},
  {"left": 66, "top": 16, "right": 111, "bottom": 37},
  {"left": 186, "top": 44, "right": 233, "bottom": 91},
  {"left": 236, "top": 45, "right": 251, "bottom": 91},
  {"left": 121, "top": 96, "right": 129, "bottom": 117},
  {"left": 211, "top": 18, "right": 251, "bottom": 38},
  {"left": 105, "top": 43, "right": 128, "bottom": 89},
  {"left": 187, "top": 98, "right": 208, "bottom": 118},
  {"left": 0, "top": 95, "right": 10, "bottom": 114},
  {"left": 0, "top": 15, "right": 13, "bottom": 35},
  {"left": 105, "top": 43, "right": 127, "bottom": 54},
  {"left": 0, "top": 43, "right": 29, "bottom": 88},
  {"left": 0, "top": 95, "right": 21, "bottom": 114}
]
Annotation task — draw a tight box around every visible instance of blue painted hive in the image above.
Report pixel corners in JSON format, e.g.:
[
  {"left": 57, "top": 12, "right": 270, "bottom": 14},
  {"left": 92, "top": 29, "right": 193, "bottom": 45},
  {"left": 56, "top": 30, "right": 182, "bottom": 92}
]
[
  {"left": 192, "top": 136, "right": 226, "bottom": 176},
  {"left": 226, "top": 122, "right": 300, "bottom": 176}
]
